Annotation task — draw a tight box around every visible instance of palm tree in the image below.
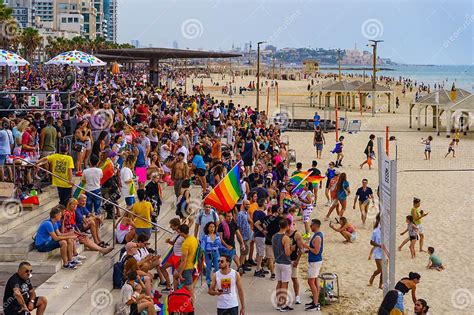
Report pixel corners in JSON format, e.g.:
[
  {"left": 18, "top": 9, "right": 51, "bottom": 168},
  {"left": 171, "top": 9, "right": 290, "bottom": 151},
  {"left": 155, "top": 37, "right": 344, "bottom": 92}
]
[
  {"left": 0, "top": 0, "right": 15, "bottom": 49},
  {"left": 19, "top": 27, "right": 42, "bottom": 62}
]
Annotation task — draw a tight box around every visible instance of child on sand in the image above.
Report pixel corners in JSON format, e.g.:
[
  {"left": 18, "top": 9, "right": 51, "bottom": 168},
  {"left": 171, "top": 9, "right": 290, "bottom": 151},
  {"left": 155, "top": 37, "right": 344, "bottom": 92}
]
[
  {"left": 426, "top": 247, "right": 445, "bottom": 271},
  {"left": 398, "top": 215, "right": 418, "bottom": 258},
  {"left": 331, "top": 136, "right": 344, "bottom": 167},
  {"left": 421, "top": 136, "right": 432, "bottom": 160},
  {"left": 444, "top": 139, "right": 455, "bottom": 158}
]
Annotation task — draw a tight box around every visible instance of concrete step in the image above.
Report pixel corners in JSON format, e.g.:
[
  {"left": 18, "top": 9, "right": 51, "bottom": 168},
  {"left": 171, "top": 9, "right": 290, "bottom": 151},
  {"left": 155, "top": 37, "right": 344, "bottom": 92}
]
[
  {"left": 1, "top": 258, "right": 62, "bottom": 273},
  {"left": 0, "top": 194, "right": 58, "bottom": 235}
]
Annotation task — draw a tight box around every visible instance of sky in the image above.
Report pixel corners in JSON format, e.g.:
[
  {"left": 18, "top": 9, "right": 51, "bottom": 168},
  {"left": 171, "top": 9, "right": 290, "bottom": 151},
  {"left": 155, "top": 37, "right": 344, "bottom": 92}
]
[{"left": 117, "top": 0, "right": 473, "bottom": 65}]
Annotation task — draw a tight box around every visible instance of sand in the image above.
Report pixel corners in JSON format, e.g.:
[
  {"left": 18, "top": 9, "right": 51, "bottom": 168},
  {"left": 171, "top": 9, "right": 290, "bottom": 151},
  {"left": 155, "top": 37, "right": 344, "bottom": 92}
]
[{"left": 184, "top": 73, "right": 474, "bottom": 314}]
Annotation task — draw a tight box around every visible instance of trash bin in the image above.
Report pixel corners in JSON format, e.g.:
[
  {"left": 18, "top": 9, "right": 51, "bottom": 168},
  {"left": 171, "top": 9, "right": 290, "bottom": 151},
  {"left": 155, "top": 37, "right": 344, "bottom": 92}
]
[{"left": 318, "top": 272, "right": 340, "bottom": 305}]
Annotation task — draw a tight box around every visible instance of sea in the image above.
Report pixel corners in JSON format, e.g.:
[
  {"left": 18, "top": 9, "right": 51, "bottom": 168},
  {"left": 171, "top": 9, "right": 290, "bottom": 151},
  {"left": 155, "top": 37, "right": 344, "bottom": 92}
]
[{"left": 318, "top": 64, "right": 473, "bottom": 92}]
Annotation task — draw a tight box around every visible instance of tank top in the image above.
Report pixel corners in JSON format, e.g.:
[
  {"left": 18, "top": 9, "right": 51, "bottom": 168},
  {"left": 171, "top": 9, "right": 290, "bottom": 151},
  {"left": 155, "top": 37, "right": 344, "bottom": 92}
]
[
  {"left": 272, "top": 233, "right": 291, "bottom": 265},
  {"left": 42, "top": 126, "right": 56, "bottom": 151},
  {"left": 242, "top": 140, "right": 253, "bottom": 160},
  {"left": 289, "top": 231, "right": 298, "bottom": 261},
  {"left": 314, "top": 130, "right": 323, "bottom": 142},
  {"left": 308, "top": 231, "right": 323, "bottom": 263},
  {"left": 215, "top": 269, "right": 239, "bottom": 309}
]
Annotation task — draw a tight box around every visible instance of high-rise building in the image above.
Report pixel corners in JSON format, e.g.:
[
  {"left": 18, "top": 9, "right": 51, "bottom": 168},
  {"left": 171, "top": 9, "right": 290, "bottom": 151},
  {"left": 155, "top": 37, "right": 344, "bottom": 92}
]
[
  {"left": 103, "top": 0, "right": 117, "bottom": 42},
  {"left": 54, "top": 0, "right": 97, "bottom": 39},
  {"left": 131, "top": 39, "right": 140, "bottom": 48},
  {"left": 172, "top": 40, "right": 178, "bottom": 49},
  {"left": 4, "top": 0, "right": 35, "bottom": 28},
  {"left": 33, "top": 0, "right": 54, "bottom": 28},
  {"left": 93, "top": 0, "right": 104, "bottom": 38}
]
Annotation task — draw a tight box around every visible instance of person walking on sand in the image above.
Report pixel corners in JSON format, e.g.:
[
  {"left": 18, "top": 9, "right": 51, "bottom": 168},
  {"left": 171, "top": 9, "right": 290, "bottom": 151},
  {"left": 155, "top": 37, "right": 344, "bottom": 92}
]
[
  {"left": 324, "top": 162, "right": 336, "bottom": 207},
  {"left": 368, "top": 213, "right": 383, "bottom": 289},
  {"left": 411, "top": 198, "right": 428, "bottom": 252},
  {"left": 353, "top": 179, "right": 375, "bottom": 225},
  {"left": 444, "top": 139, "right": 455, "bottom": 158},
  {"left": 421, "top": 136, "right": 432, "bottom": 160},
  {"left": 313, "top": 126, "right": 325, "bottom": 159},
  {"left": 398, "top": 215, "right": 418, "bottom": 259},
  {"left": 360, "top": 134, "right": 375, "bottom": 170},
  {"left": 335, "top": 172, "right": 350, "bottom": 217},
  {"left": 302, "top": 219, "right": 323, "bottom": 311},
  {"left": 331, "top": 136, "right": 344, "bottom": 167}
]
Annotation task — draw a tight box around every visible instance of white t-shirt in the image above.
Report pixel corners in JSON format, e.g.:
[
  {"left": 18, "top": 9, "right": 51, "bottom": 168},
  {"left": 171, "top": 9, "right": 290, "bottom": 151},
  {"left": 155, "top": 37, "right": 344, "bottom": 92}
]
[
  {"left": 173, "top": 233, "right": 184, "bottom": 256},
  {"left": 120, "top": 167, "right": 134, "bottom": 198},
  {"left": 215, "top": 269, "right": 239, "bottom": 309},
  {"left": 213, "top": 108, "right": 221, "bottom": 121},
  {"left": 176, "top": 145, "right": 189, "bottom": 161},
  {"left": 160, "top": 145, "right": 171, "bottom": 161},
  {"left": 133, "top": 247, "right": 150, "bottom": 262},
  {"left": 119, "top": 282, "right": 133, "bottom": 315},
  {"left": 82, "top": 167, "right": 103, "bottom": 191}
]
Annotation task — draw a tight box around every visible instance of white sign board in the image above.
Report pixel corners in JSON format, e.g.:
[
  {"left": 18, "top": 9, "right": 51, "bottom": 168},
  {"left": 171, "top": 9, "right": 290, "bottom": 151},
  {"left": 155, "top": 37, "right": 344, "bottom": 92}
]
[
  {"left": 28, "top": 95, "right": 39, "bottom": 107},
  {"left": 377, "top": 137, "right": 397, "bottom": 297}
]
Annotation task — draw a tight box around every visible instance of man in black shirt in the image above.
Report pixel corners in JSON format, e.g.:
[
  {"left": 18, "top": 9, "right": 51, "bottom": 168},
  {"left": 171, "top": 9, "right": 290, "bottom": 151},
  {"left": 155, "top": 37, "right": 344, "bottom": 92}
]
[
  {"left": 307, "top": 160, "right": 322, "bottom": 204},
  {"left": 250, "top": 178, "right": 269, "bottom": 201},
  {"left": 248, "top": 167, "right": 263, "bottom": 189},
  {"left": 360, "top": 134, "right": 376, "bottom": 170},
  {"left": 255, "top": 206, "right": 281, "bottom": 280},
  {"left": 3, "top": 262, "right": 47, "bottom": 315},
  {"left": 218, "top": 212, "right": 245, "bottom": 271}
]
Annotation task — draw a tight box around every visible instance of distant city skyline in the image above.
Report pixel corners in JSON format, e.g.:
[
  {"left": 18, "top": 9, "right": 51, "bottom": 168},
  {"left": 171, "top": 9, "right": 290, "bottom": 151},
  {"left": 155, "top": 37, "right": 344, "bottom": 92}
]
[{"left": 117, "top": 0, "right": 473, "bottom": 65}]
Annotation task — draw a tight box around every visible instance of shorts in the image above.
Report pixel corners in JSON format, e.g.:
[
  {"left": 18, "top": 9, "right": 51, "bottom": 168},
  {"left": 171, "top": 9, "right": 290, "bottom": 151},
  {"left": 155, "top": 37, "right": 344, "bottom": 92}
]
[
  {"left": 255, "top": 237, "right": 265, "bottom": 257},
  {"left": 302, "top": 208, "right": 313, "bottom": 223},
  {"left": 125, "top": 196, "right": 136, "bottom": 206},
  {"left": 0, "top": 154, "right": 7, "bottom": 166},
  {"left": 308, "top": 261, "right": 322, "bottom": 279},
  {"left": 194, "top": 168, "right": 206, "bottom": 177},
  {"left": 135, "top": 167, "right": 147, "bottom": 183},
  {"left": 167, "top": 254, "right": 181, "bottom": 269},
  {"left": 416, "top": 224, "right": 424, "bottom": 234},
  {"left": 275, "top": 263, "right": 292, "bottom": 282},
  {"left": 243, "top": 158, "right": 253, "bottom": 167},
  {"left": 217, "top": 306, "right": 238, "bottom": 315},
  {"left": 6, "top": 296, "right": 40, "bottom": 314},
  {"left": 240, "top": 240, "right": 250, "bottom": 256},
  {"left": 182, "top": 269, "right": 194, "bottom": 285},
  {"left": 135, "top": 228, "right": 152, "bottom": 238},
  {"left": 409, "top": 235, "right": 418, "bottom": 241},
  {"left": 291, "top": 264, "right": 298, "bottom": 278},
  {"left": 315, "top": 143, "right": 323, "bottom": 151},
  {"left": 350, "top": 233, "right": 357, "bottom": 242},
  {"left": 36, "top": 240, "right": 60, "bottom": 252},
  {"left": 359, "top": 199, "right": 370, "bottom": 207},
  {"left": 265, "top": 244, "right": 274, "bottom": 259},
  {"left": 448, "top": 148, "right": 455, "bottom": 153}
]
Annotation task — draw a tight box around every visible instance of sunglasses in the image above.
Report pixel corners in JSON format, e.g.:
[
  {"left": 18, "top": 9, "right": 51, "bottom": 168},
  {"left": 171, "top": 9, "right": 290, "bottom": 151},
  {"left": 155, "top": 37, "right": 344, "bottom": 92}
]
[
  {"left": 25, "top": 269, "right": 33, "bottom": 273},
  {"left": 218, "top": 260, "right": 226, "bottom": 264}
]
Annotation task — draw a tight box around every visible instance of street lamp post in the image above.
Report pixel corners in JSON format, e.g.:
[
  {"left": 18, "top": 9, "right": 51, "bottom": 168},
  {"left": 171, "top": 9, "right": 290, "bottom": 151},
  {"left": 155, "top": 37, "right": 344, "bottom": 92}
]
[
  {"left": 256, "top": 41, "right": 266, "bottom": 111},
  {"left": 368, "top": 40, "right": 383, "bottom": 117}
]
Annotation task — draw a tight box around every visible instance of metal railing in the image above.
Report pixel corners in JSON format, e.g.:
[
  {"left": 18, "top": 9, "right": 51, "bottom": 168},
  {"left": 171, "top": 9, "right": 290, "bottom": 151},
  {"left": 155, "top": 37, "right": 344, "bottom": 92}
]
[{"left": 13, "top": 157, "right": 173, "bottom": 253}]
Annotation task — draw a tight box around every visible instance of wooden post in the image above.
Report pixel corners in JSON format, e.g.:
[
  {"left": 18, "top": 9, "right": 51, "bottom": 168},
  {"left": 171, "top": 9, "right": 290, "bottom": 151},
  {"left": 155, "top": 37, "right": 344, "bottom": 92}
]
[
  {"left": 266, "top": 86, "right": 270, "bottom": 115},
  {"left": 335, "top": 96, "right": 339, "bottom": 141},
  {"left": 276, "top": 83, "right": 279, "bottom": 107}
]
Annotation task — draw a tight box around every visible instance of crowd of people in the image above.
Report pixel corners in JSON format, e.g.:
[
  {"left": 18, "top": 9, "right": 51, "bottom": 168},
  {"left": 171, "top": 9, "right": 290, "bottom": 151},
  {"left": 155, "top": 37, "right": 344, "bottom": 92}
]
[{"left": 0, "top": 66, "right": 440, "bottom": 315}]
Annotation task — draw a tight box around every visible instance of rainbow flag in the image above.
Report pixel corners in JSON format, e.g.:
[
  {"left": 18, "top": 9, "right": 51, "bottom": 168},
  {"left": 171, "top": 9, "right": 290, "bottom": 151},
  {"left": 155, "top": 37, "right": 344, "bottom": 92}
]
[
  {"left": 73, "top": 182, "right": 85, "bottom": 199},
  {"left": 160, "top": 246, "right": 174, "bottom": 268},
  {"left": 289, "top": 171, "right": 310, "bottom": 193},
  {"left": 306, "top": 175, "right": 325, "bottom": 185},
  {"left": 160, "top": 297, "right": 168, "bottom": 315},
  {"left": 204, "top": 162, "right": 242, "bottom": 213},
  {"left": 100, "top": 158, "right": 114, "bottom": 185}
]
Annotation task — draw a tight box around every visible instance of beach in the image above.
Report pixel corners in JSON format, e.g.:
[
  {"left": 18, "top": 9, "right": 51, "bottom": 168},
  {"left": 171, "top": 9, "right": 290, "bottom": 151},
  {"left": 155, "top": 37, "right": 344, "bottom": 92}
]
[{"left": 193, "top": 73, "right": 474, "bottom": 314}]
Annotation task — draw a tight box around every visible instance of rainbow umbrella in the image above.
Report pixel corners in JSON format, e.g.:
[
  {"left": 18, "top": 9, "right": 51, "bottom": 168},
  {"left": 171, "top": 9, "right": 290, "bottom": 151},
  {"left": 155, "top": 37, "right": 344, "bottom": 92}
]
[
  {"left": 45, "top": 50, "right": 106, "bottom": 67},
  {"left": 0, "top": 50, "right": 29, "bottom": 67}
]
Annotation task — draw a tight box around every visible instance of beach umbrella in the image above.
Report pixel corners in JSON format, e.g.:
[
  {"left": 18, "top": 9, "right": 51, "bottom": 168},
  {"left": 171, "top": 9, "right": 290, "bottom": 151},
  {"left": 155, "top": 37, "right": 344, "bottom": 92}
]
[
  {"left": 0, "top": 49, "right": 29, "bottom": 67},
  {"left": 111, "top": 62, "right": 120, "bottom": 74},
  {"left": 45, "top": 50, "right": 106, "bottom": 67}
]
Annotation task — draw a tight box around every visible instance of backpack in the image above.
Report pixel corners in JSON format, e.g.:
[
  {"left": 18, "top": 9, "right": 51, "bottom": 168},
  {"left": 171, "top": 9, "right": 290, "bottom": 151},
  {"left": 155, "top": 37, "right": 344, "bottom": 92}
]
[
  {"left": 167, "top": 287, "right": 194, "bottom": 313},
  {"left": 112, "top": 249, "right": 129, "bottom": 289},
  {"left": 197, "top": 208, "right": 218, "bottom": 226}
]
